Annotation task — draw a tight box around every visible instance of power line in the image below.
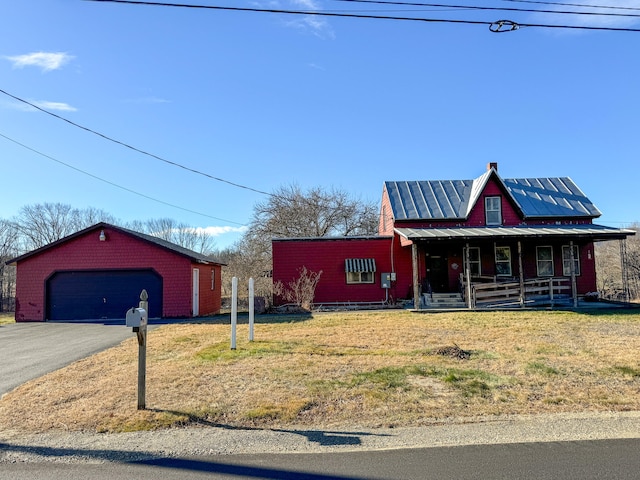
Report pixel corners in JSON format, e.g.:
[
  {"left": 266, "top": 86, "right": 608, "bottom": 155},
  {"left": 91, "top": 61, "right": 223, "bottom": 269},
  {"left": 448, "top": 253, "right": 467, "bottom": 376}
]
[
  {"left": 329, "top": 0, "right": 640, "bottom": 19},
  {"left": 0, "top": 131, "right": 247, "bottom": 226},
  {"left": 83, "top": 0, "right": 640, "bottom": 32},
  {"left": 503, "top": 0, "right": 640, "bottom": 13},
  {"left": 0, "top": 88, "right": 273, "bottom": 198}
]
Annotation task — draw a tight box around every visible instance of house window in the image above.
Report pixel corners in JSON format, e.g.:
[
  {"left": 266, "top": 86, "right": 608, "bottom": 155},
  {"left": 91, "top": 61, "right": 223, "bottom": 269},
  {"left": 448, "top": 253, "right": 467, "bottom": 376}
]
[
  {"left": 485, "top": 196, "right": 502, "bottom": 225},
  {"left": 211, "top": 269, "right": 216, "bottom": 290},
  {"left": 495, "top": 246, "right": 512, "bottom": 276},
  {"left": 467, "top": 247, "right": 481, "bottom": 276},
  {"left": 562, "top": 245, "right": 581, "bottom": 276},
  {"left": 536, "top": 246, "right": 554, "bottom": 277},
  {"left": 345, "top": 258, "right": 376, "bottom": 284}
]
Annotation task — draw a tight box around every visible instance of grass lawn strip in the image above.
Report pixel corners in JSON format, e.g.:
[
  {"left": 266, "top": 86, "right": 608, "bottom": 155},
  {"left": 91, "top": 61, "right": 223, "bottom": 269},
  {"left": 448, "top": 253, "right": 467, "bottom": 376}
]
[{"left": 0, "top": 309, "right": 638, "bottom": 433}]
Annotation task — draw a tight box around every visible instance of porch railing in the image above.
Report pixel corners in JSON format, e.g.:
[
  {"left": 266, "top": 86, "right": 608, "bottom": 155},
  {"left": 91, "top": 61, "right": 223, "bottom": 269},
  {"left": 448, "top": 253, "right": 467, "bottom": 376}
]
[{"left": 463, "top": 276, "right": 572, "bottom": 308}]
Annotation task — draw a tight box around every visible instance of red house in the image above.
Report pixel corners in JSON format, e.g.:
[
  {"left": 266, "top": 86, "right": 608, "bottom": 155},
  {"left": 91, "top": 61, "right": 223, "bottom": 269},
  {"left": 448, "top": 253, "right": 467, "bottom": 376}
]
[
  {"left": 273, "top": 163, "right": 635, "bottom": 309},
  {"left": 8, "top": 222, "right": 224, "bottom": 322}
]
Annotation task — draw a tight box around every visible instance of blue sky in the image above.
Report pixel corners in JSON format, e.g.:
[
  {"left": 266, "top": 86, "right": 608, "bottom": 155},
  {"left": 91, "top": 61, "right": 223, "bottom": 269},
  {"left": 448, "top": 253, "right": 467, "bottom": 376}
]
[{"left": 1, "top": 0, "right": 638, "bottom": 249}]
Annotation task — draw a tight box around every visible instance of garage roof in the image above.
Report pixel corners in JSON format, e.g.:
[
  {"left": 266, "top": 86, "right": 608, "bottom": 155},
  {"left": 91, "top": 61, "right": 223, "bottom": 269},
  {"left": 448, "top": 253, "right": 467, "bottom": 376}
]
[{"left": 6, "top": 222, "right": 225, "bottom": 266}]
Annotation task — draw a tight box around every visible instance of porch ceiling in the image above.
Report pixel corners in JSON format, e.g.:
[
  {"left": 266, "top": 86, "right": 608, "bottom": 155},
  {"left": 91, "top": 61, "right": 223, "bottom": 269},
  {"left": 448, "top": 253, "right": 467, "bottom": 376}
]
[{"left": 394, "top": 224, "right": 635, "bottom": 242}]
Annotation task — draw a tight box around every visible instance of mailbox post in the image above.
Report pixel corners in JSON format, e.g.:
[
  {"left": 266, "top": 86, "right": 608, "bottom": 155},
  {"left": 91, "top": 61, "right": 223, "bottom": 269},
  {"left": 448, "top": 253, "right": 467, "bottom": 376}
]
[{"left": 126, "top": 290, "right": 149, "bottom": 410}]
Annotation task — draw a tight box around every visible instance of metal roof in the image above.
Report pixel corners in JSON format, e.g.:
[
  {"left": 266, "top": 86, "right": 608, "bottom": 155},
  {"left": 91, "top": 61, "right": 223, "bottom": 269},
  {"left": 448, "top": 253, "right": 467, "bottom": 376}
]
[
  {"left": 384, "top": 170, "right": 601, "bottom": 221},
  {"left": 345, "top": 258, "right": 377, "bottom": 272},
  {"left": 395, "top": 224, "right": 635, "bottom": 241},
  {"left": 6, "top": 222, "right": 225, "bottom": 266},
  {"left": 504, "top": 177, "right": 601, "bottom": 218}
]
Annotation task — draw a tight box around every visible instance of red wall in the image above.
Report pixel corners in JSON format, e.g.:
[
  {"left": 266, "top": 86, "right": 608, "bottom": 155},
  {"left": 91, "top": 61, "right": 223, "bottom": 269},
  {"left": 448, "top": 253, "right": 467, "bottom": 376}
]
[
  {"left": 194, "top": 264, "right": 223, "bottom": 316},
  {"left": 466, "top": 178, "right": 522, "bottom": 226},
  {"left": 272, "top": 237, "right": 416, "bottom": 305},
  {"left": 15, "top": 226, "right": 220, "bottom": 321}
]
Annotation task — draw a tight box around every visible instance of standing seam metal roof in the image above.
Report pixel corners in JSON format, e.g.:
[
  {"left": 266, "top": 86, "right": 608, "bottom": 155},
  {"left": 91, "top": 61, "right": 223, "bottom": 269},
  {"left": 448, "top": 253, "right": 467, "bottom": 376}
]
[{"left": 384, "top": 169, "right": 601, "bottom": 221}]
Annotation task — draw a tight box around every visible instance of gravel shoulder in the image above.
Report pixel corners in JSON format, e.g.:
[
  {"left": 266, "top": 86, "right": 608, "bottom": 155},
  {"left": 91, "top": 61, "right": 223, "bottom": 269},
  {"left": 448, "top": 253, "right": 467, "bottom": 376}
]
[{"left": 1, "top": 411, "right": 639, "bottom": 464}]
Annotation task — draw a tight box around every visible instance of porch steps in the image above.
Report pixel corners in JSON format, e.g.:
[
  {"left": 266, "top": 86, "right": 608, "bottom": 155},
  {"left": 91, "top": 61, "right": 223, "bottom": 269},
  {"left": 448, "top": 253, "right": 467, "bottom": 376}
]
[{"left": 423, "top": 293, "right": 467, "bottom": 309}]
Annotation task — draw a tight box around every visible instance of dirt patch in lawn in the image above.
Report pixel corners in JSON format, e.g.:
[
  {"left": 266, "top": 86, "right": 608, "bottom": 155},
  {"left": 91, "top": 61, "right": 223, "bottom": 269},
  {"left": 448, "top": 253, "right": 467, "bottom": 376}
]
[{"left": 0, "top": 309, "right": 639, "bottom": 433}]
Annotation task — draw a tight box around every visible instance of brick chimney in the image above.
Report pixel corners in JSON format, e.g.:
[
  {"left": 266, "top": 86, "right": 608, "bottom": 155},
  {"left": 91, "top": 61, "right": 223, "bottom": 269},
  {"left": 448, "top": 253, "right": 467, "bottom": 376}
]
[{"left": 487, "top": 162, "right": 498, "bottom": 172}]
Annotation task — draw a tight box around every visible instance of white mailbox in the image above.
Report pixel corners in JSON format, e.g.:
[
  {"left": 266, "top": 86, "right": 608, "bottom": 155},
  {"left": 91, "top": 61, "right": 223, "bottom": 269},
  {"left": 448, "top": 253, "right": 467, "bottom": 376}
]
[{"left": 126, "top": 307, "right": 148, "bottom": 328}]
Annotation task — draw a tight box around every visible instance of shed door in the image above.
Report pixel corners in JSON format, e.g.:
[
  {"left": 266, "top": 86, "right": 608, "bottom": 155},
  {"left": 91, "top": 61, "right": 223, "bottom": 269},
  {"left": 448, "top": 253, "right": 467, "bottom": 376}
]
[
  {"left": 192, "top": 268, "right": 200, "bottom": 317},
  {"left": 46, "top": 269, "right": 162, "bottom": 321}
]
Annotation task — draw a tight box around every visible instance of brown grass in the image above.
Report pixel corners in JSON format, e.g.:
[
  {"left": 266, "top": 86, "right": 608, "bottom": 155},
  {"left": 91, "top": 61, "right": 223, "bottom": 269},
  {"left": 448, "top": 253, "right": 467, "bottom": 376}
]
[
  {"left": 0, "top": 312, "right": 14, "bottom": 325},
  {"left": 0, "top": 309, "right": 639, "bottom": 433}
]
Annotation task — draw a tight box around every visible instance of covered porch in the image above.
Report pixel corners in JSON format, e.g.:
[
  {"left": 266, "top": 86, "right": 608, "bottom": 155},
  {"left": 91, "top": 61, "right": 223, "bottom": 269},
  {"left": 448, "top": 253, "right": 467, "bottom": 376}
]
[{"left": 395, "top": 224, "right": 635, "bottom": 310}]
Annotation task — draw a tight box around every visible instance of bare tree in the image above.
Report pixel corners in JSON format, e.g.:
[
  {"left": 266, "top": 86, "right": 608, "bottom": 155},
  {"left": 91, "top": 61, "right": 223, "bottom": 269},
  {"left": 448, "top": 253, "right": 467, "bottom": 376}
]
[
  {"left": 250, "top": 184, "right": 379, "bottom": 239},
  {"left": 222, "top": 184, "right": 378, "bottom": 310},
  {"left": 0, "top": 220, "right": 19, "bottom": 312},
  {"left": 13, "top": 203, "right": 115, "bottom": 251},
  {"left": 595, "top": 225, "right": 640, "bottom": 301},
  {"left": 141, "top": 218, "right": 216, "bottom": 255}
]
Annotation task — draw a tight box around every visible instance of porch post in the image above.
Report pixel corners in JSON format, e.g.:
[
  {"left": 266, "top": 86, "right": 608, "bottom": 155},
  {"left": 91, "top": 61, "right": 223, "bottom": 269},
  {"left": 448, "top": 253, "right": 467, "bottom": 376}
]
[
  {"left": 412, "top": 242, "right": 420, "bottom": 309},
  {"left": 518, "top": 241, "right": 525, "bottom": 307},
  {"left": 570, "top": 240, "right": 578, "bottom": 307},
  {"left": 465, "top": 243, "right": 472, "bottom": 309}
]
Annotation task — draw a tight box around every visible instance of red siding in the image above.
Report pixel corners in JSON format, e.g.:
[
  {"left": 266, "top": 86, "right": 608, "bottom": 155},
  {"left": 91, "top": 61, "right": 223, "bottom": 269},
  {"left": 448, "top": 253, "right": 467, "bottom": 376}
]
[
  {"left": 272, "top": 171, "right": 603, "bottom": 306},
  {"left": 272, "top": 237, "right": 416, "bottom": 305},
  {"left": 378, "top": 187, "right": 395, "bottom": 236},
  {"left": 15, "top": 226, "right": 221, "bottom": 321},
  {"left": 466, "top": 177, "right": 522, "bottom": 226},
  {"left": 194, "top": 264, "right": 222, "bottom": 316}
]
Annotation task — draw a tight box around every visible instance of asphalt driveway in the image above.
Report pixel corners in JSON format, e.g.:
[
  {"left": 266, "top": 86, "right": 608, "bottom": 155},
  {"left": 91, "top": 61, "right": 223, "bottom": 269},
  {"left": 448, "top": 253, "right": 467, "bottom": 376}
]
[{"left": 0, "top": 322, "right": 134, "bottom": 396}]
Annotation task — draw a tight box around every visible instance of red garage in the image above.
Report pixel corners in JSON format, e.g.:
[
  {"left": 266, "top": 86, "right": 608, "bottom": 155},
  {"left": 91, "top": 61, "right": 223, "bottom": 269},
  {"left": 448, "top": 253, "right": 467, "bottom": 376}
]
[{"left": 8, "top": 222, "right": 224, "bottom": 322}]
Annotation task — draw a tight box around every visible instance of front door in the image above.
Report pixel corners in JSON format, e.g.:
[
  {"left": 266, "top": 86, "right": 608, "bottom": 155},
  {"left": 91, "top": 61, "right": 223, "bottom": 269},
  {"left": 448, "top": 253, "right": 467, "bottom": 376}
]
[{"left": 426, "top": 253, "right": 449, "bottom": 293}]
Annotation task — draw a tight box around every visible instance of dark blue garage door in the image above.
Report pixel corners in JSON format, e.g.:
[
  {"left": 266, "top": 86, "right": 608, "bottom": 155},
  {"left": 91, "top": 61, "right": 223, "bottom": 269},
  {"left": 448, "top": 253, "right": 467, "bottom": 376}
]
[{"left": 46, "top": 270, "right": 163, "bottom": 321}]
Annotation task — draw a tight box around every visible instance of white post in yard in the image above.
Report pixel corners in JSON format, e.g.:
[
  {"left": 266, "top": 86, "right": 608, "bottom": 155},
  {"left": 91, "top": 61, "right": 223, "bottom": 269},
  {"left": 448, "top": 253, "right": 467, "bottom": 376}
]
[
  {"left": 248, "top": 277, "right": 255, "bottom": 342},
  {"left": 231, "top": 276, "right": 237, "bottom": 350}
]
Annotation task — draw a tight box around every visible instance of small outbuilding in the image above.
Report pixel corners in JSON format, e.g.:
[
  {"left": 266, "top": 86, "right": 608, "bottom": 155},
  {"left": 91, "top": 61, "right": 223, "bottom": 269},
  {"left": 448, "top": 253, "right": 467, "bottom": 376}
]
[{"left": 8, "top": 222, "right": 224, "bottom": 322}]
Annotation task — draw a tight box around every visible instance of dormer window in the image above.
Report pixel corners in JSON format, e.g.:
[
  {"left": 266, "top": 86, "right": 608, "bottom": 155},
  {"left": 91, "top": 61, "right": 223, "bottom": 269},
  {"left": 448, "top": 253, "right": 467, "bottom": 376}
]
[{"left": 485, "top": 196, "right": 502, "bottom": 225}]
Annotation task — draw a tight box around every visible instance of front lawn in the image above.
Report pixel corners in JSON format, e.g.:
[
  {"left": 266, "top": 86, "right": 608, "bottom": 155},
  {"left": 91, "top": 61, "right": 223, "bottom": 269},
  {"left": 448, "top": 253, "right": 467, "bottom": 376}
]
[{"left": 0, "top": 309, "right": 638, "bottom": 433}]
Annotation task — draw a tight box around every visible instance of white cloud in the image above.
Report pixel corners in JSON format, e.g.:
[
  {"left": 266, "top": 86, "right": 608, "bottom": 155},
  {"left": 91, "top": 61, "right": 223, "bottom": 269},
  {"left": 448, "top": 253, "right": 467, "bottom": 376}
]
[
  {"left": 5, "top": 52, "right": 74, "bottom": 72},
  {"left": 4, "top": 99, "right": 77, "bottom": 112},
  {"left": 191, "top": 226, "right": 248, "bottom": 237},
  {"left": 33, "top": 101, "right": 77, "bottom": 112},
  {"left": 255, "top": 0, "right": 334, "bottom": 38},
  {"left": 284, "top": 14, "right": 335, "bottom": 39},
  {"left": 291, "top": 0, "right": 320, "bottom": 8}
]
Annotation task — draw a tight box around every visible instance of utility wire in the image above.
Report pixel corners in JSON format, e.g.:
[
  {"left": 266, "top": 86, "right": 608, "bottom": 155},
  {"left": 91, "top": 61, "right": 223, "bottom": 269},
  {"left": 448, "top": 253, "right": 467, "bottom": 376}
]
[
  {"left": 330, "top": 0, "right": 640, "bottom": 19},
  {"left": 503, "top": 0, "right": 640, "bottom": 13},
  {"left": 0, "top": 131, "right": 246, "bottom": 226},
  {"left": 0, "top": 88, "right": 273, "bottom": 198},
  {"left": 83, "top": 0, "right": 640, "bottom": 32}
]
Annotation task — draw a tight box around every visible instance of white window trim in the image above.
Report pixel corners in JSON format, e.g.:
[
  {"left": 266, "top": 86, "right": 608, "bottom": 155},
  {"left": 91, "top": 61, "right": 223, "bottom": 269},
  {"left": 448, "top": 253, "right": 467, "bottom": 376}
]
[
  {"left": 536, "top": 246, "right": 554, "bottom": 277},
  {"left": 562, "top": 245, "right": 581, "bottom": 276},
  {"left": 346, "top": 271, "right": 375, "bottom": 284},
  {"left": 485, "top": 196, "right": 502, "bottom": 225},
  {"left": 495, "top": 245, "right": 512, "bottom": 277}
]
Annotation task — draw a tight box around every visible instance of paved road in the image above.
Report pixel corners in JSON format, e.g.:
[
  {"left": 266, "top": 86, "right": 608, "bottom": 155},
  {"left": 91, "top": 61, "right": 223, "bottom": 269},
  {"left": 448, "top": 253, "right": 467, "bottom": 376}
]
[
  {"left": 1, "top": 438, "right": 639, "bottom": 479},
  {"left": 0, "top": 322, "right": 134, "bottom": 396}
]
